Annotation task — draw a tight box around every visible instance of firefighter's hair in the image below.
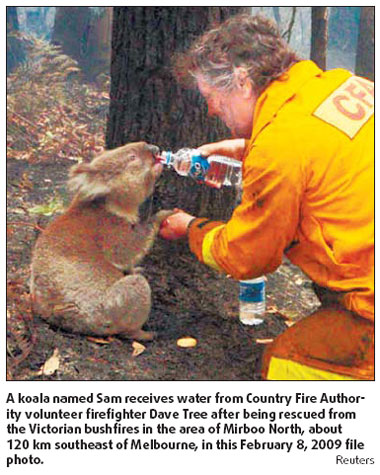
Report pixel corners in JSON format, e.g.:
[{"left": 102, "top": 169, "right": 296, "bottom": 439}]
[{"left": 173, "top": 14, "right": 300, "bottom": 95}]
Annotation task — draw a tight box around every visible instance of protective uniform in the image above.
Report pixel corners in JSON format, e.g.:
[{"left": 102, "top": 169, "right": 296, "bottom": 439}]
[{"left": 188, "top": 61, "right": 374, "bottom": 380}]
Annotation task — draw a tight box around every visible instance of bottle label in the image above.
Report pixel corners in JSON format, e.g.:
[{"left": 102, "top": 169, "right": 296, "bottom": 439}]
[
  {"left": 189, "top": 154, "right": 210, "bottom": 182},
  {"left": 239, "top": 281, "right": 265, "bottom": 303}
]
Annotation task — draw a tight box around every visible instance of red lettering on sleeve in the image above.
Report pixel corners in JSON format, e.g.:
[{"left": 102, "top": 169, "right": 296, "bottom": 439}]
[
  {"left": 332, "top": 95, "right": 365, "bottom": 120},
  {"left": 313, "top": 76, "right": 373, "bottom": 138},
  {"left": 354, "top": 78, "right": 374, "bottom": 98},
  {"left": 345, "top": 83, "right": 373, "bottom": 108}
]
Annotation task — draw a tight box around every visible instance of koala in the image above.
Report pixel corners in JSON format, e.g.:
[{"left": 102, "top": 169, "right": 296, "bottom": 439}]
[{"left": 30, "top": 142, "right": 173, "bottom": 341}]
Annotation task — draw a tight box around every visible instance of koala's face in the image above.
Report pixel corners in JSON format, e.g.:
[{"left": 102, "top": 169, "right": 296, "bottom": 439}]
[
  {"left": 68, "top": 142, "right": 163, "bottom": 206},
  {"left": 121, "top": 142, "right": 163, "bottom": 197}
]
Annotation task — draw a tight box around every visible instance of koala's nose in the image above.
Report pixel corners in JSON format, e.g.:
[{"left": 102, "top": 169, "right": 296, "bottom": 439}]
[{"left": 146, "top": 144, "right": 160, "bottom": 156}]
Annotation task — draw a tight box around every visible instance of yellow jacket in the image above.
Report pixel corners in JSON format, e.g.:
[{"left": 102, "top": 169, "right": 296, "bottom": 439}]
[{"left": 188, "top": 61, "right": 374, "bottom": 320}]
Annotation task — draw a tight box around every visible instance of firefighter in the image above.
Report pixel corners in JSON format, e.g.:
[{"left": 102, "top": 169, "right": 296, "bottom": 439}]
[{"left": 159, "top": 14, "right": 374, "bottom": 380}]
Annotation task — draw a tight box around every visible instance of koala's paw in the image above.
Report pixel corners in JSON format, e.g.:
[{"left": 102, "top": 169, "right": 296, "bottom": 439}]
[{"left": 153, "top": 209, "right": 176, "bottom": 225}]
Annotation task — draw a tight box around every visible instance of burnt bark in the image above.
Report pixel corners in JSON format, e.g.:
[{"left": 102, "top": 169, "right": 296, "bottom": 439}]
[
  {"left": 107, "top": 7, "right": 250, "bottom": 219},
  {"left": 310, "top": 7, "right": 328, "bottom": 70},
  {"left": 355, "top": 7, "right": 374, "bottom": 81}
]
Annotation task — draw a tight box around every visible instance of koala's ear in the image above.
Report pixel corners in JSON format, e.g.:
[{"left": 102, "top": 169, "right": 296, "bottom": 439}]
[{"left": 68, "top": 163, "right": 111, "bottom": 201}]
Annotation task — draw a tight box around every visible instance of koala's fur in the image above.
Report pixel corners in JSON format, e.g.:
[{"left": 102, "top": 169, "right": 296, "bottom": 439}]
[{"left": 30, "top": 142, "right": 173, "bottom": 340}]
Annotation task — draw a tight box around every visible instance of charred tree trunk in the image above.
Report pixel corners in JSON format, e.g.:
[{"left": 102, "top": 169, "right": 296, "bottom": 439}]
[
  {"left": 310, "top": 7, "right": 328, "bottom": 70},
  {"left": 7, "top": 7, "right": 25, "bottom": 74},
  {"left": 107, "top": 7, "right": 250, "bottom": 220},
  {"left": 355, "top": 7, "right": 374, "bottom": 81}
]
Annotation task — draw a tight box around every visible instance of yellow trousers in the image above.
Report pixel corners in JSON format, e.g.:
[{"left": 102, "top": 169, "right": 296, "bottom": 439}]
[{"left": 261, "top": 307, "right": 374, "bottom": 380}]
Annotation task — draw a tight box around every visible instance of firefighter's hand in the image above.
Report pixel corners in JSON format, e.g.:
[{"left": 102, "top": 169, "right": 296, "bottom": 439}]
[
  {"left": 197, "top": 138, "right": 247, "bottom": 162},
  {"left": 159, "top": 209, "right": 195, "bottom": 240}
]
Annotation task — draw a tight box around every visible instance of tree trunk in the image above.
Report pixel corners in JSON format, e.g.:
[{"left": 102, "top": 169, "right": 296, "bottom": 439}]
[
  {"left": 282, "top": 7, "right": 297, "bottom": 43},
  {"left": 310, "top": 7, "right": 328, "bottom": 70},
  {"left": 25, "top": 7, "right": 49, "bottom": 37},
  {"left": 107, "top": 7, "right": 250, "bottom": 219},
  {"left": 355, "top": 7, "right": 374, "bottom": 81},
  {"left": 88, "top": 7, "right": 112, "bottom": 78},
  {"left": 52, "top": 7, "right": 92, "bottom": 76},
  {"left": 52, "top": 7, "right": 112, "bottom": 80},
  {"left": 7, "top": 7, "right": 25, "bottom": 74}
]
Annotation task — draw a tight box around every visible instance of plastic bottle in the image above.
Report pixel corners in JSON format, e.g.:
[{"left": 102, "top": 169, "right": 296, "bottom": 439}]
[
  {"left": 158, "top": 148, "right": 242, "bottom": 188},
  {"left": 239, "top": 277, "right": 266, "bottom": 325}
]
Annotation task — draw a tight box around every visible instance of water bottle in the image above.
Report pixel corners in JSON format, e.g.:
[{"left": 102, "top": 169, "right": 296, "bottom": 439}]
[
  {"left": 239, "top": 277, "right": 266, "bottom": 325},
  {"left": 157, "top": 148, "right": 242, "bottom": 188}
]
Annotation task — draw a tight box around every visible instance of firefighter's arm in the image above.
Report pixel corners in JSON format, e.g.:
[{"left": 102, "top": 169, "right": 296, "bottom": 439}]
[
  {"left": 197, "top": 138, "right": 249, "bottom": 162},
  {"left": 187, "top": 147, "right": 303, "bottom": 280},
  {"left": 159, "top": 211, "right": 225, "bottom": 272}
]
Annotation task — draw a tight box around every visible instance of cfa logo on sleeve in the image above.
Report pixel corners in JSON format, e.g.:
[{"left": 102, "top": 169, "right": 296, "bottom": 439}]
[{"left": 313, "top": 76, "right": 374, "bottom": 139}]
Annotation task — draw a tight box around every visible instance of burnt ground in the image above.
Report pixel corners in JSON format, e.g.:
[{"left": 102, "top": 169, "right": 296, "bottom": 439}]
[{"left": 7, "top": 157, "right": 320, "bottom": 381}]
